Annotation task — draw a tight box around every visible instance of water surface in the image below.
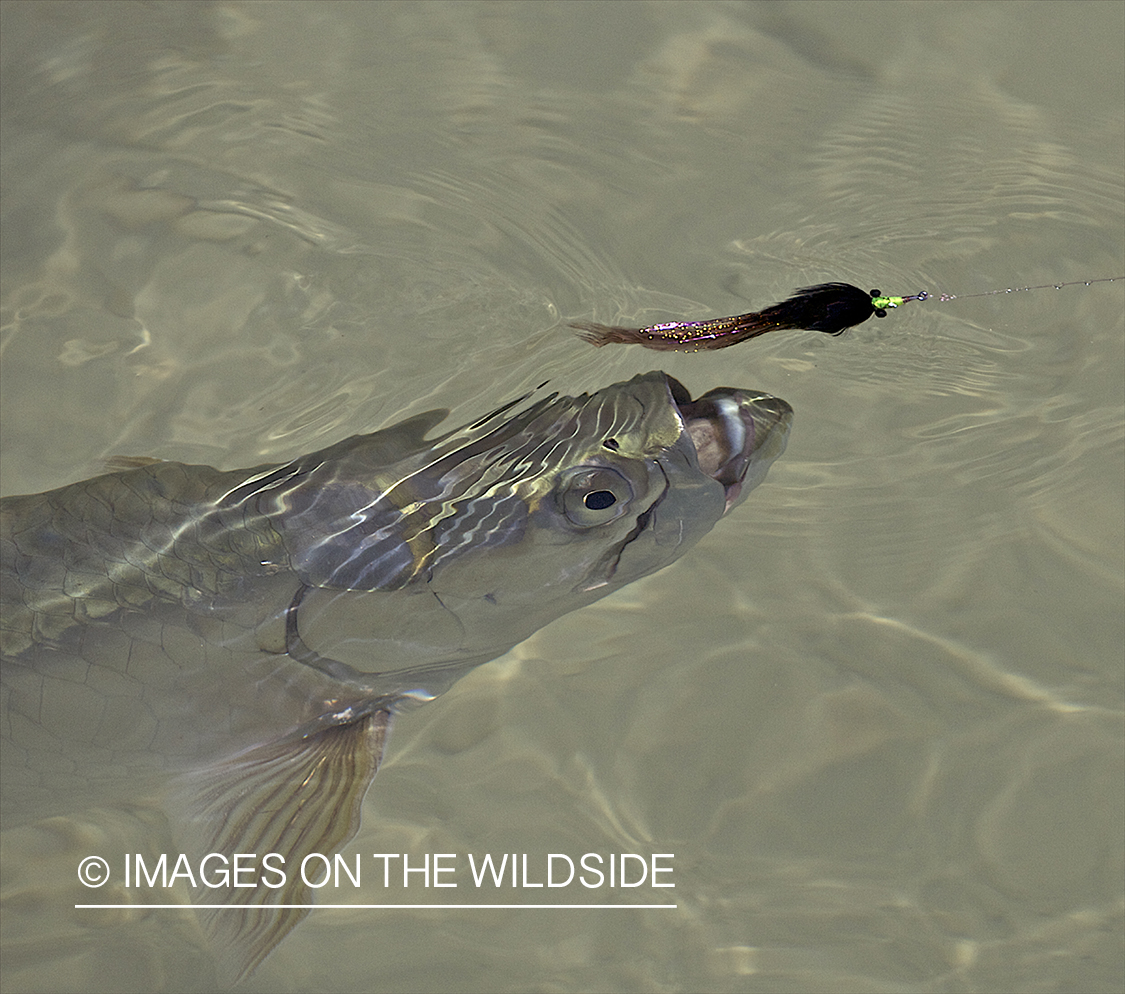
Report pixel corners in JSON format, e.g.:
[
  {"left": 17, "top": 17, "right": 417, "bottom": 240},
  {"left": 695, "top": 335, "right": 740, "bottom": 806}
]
[{"left": 1, "top": 2, "right": 1122, "bottom": 992}]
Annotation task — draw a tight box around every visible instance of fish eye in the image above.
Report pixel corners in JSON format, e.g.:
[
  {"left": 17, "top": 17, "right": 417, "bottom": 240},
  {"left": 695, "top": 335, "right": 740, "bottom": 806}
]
[
  {"left": 559, "top": 466, "right": 632, "bottom": 527},
  {"left": 602, "top": 438, "right": 620, "bottom": 451}
]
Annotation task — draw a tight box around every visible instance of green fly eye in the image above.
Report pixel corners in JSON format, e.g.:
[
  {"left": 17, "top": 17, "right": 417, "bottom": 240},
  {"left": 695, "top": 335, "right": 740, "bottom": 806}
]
[{"left": 560, "top": 467, "right": 633, "bottom": 527}]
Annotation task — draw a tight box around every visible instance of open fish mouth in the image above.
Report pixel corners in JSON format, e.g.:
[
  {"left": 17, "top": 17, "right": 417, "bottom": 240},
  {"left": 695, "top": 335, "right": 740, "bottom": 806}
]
[{"left": 667, "top": 374, "right": 793, "bottom": 512}]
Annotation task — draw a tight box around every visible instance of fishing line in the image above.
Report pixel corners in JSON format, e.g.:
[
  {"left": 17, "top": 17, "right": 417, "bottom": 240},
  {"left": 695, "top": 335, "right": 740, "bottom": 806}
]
[{"left": 871, "top": 276, "right": 1124, "bottom": 310}]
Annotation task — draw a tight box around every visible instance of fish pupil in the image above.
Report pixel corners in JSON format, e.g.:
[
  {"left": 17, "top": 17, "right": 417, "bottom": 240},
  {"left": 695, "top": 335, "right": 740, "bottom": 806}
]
[{"left": 584, "top": 490, "right": 616, "bottom": 510}]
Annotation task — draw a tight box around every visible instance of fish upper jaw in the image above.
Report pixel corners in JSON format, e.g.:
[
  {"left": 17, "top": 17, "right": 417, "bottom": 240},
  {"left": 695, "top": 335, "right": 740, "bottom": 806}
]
[{"left": 671, "top": 379, "right": 793, "bottom": 513}]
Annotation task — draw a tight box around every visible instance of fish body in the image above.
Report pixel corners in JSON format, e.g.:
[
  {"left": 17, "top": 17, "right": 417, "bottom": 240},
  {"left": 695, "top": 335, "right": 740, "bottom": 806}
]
[{"left": 1, "top": 371, "right": 792, "bottom": 979}]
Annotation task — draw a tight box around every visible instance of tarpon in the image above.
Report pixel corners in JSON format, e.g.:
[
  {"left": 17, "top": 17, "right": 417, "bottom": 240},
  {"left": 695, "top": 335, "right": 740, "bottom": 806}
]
[{"left": 1, "top": 371, "right": 792, "bottom": 980}]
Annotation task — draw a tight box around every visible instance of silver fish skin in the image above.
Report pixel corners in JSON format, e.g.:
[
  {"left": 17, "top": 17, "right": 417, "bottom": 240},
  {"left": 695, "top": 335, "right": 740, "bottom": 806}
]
[{"left": 0, "top": 370, "right": 791, "bottom": 981}]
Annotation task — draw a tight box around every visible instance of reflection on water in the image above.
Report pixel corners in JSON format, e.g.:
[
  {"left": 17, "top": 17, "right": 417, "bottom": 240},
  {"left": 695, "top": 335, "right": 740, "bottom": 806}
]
[{"left": 1, "top": 1, "right": 1122, "bottom": 992}]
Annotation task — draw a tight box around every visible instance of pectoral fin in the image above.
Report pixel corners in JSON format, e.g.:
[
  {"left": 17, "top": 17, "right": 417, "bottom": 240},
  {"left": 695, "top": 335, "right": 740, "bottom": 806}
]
[{"left": 169, "top": 710, "right": 391, "bottom": 984}]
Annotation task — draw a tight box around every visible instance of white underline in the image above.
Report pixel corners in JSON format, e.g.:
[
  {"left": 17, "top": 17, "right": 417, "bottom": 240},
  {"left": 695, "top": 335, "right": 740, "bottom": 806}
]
[{"left": 75, "top": 903, "right": 678, "bottom": 910}]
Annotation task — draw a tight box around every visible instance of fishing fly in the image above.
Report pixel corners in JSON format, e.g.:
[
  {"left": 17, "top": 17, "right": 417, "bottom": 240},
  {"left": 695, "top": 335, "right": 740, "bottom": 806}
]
[{"left": 573, "top": 277, "right": 1123, "bottom": 352}]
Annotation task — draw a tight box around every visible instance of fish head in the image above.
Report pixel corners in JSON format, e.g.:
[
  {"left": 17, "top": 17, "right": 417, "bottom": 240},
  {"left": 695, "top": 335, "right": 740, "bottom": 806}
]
[
  {"left": 281, "top": 371, "right": 792, "bottom": 686},
  {"left": 281, "top": 373, "right": 792, "bottom": 674},
  {"left": 467, "top": 370, "right": 793, "bottom": 596}
]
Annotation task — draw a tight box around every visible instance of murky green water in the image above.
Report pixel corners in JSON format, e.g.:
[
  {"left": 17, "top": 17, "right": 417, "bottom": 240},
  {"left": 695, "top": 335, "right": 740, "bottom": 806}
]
[{"left": 2, "top": 2, "right": 1122, "bottom": 992}]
